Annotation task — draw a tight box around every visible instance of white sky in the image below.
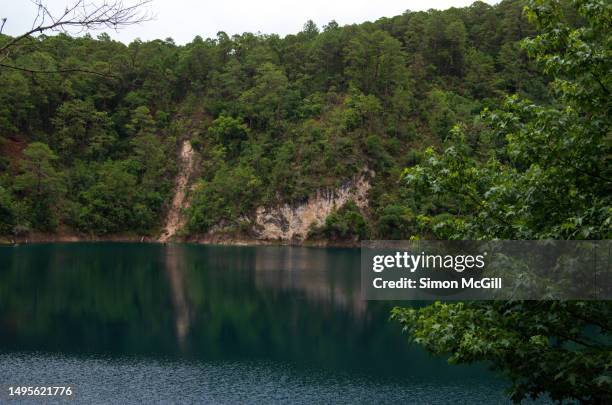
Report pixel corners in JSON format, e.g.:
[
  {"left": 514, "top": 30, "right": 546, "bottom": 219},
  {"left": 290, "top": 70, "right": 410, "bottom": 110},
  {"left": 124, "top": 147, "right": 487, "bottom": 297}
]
[{"left": 1, "top": 0, "right": 499, "bottom": 45}]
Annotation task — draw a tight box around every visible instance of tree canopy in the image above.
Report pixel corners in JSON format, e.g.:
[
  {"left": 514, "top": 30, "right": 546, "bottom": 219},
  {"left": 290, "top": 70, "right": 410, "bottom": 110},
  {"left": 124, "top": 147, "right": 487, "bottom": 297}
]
[{"left": 392, "top": 0, "right": 611, "bottom": 402}]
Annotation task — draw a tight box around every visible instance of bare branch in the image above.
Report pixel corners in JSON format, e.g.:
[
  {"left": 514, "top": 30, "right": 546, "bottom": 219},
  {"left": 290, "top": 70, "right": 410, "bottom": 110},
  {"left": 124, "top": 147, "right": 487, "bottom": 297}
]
[{"left": 1, "top": 0, "right": 153, "bottom": 55}]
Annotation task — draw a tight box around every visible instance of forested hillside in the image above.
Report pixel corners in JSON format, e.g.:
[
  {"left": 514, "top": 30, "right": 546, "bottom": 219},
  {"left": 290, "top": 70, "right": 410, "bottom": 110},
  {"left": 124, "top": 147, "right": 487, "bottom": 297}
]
[{"left": 0, "top": 0, "right": 547, "bottom": 240}]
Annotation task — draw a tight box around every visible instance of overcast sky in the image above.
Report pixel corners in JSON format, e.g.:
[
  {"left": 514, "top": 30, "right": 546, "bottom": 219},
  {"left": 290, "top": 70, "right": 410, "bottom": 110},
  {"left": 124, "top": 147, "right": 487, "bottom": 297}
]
[{"left": 1, "top": 0, "right": 499, "bottom": 45}]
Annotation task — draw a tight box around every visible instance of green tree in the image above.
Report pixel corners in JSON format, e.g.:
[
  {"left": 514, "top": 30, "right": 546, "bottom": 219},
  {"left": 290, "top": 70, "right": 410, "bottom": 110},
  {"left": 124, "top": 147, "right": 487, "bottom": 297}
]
[
  {"left": 393, "top": 1, "right": 611, "bottom": 402},
  {"left": 423, "top": 15, "right": 467, "bottom": 76},
  {"left": 376, "top": 204, "right": 414, "bottom": 239},
  {"left": 239, "top": 62, "right": 289, "bottom": 128},
  {"left": 309, "top": 200, "right": 369, "bottom": 241},
  {"left": 14, "top": 142, "right": 65, "bottom": 231},
  {"left": 302, "top": 20, "right": 320, "bottom": 38},
  {"left": 176, "top": 35, "right": 215, "bottom": 94},
  {"left": 345, "top": 29, "right": 408, "bottom": 99},
  {"left": 52, "top": 99, "right": 116, "bottom": 162},
  {"left": 126, "top": 106, "right": 170, "bottom": 192},
  {"left": 0, "top": 70, "right": 31, "bottom": 135},
  {"left": 464, "top": 47, "right": 496, "bottom": 99},
  {"left": 342, "top": 91, "right": 383, "bottom": 131},
  {"left": 188, "top": 164, "right": 262, "bottom": 232},
  {"left": 77, "top": 160, "right": 154, "bottom": 234},
  {"left": 126, "top": 105, "right": 156, "bottom": 136},
  {"left": 423, "top": 89, "right": 476, "bottom": 140},
  {"left": 207, "top": 114, "right": 249, "bottom": 156}
]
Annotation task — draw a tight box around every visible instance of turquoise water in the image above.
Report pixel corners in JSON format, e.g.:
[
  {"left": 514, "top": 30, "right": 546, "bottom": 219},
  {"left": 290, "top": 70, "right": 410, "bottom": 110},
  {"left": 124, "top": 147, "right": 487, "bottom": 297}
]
[{"left": 0, "top": 243, "right": 511, "bottom": 403}]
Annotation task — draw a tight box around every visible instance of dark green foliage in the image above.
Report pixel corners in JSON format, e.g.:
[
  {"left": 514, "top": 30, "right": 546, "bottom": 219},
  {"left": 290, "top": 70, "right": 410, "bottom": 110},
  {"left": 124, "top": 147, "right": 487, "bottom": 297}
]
[
  {"left": 0, "top": 33, "right": 177, "bottom": 235},
  {"left": 51, "top": 99, "right": 116, "bottom": 162},
  {"left": 188, "top": 164, "right": 261, "bottom": 232},
  {"left": 375, "top": 205, "right": 414, "bottom": 239},
  {"left": 13, "top": 142, "right": 65, "bottom": 231},
  {"left": 309, "top": 201, "right": 369, "bottom": 241},
  {"left": 393, "top": 1, "right": 611, "bottom": 402},
  {"left": 0, "top": 70, "right": 31, "bottom": 134},
  {"left": 392, "top": 301, "right": 612, "bottom": 403},
  {"left": 75, "top": 161, "right": 154, "bottom": 234},
  {"left": 207, "top": 114, "right": 249, "bottom": 156}
]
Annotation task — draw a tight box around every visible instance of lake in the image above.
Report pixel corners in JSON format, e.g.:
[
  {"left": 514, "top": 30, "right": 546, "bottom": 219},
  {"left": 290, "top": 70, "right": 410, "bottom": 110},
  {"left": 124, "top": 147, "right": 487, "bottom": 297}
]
[{"left": 0, "top": 243, "right": 510, "bottom": 403}]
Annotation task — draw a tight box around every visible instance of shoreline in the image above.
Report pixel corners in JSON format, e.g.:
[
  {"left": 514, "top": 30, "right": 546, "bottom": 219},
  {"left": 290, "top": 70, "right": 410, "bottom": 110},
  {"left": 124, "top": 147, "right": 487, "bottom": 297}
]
[{"left": 0, "top": 233, "right": 361, "bottom": 248}]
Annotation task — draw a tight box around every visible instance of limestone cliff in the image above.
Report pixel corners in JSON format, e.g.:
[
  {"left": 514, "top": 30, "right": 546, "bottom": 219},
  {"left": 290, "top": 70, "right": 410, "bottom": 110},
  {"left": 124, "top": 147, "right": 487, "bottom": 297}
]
[{"left": 251, "top": 173, "right": 371, "bottom": 241}]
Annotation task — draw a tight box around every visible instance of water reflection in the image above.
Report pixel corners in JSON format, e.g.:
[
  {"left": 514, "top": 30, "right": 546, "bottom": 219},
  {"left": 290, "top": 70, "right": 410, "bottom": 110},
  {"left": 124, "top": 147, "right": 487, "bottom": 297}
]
[
  {"left": 0, "top": 243, "right": 501, "bottom": 384},
  {"left": 253, "top": 246, "right": 366, "bottom": 315},
  {"left": 163, "top": 245, "right": 192, "bottom": 347}
]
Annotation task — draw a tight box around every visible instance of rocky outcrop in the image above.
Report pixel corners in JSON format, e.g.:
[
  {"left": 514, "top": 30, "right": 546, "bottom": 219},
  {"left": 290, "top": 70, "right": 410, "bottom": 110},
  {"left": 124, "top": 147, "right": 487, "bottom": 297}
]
[{"left": 252, "top": 173, "right": 371, "bottom": 241}]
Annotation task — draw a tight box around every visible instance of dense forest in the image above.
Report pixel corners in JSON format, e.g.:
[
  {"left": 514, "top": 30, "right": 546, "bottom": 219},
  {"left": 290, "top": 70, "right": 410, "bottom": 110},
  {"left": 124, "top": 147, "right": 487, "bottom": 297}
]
[{"left": 0, "top": 0, "right": 547, "bottom": 240}]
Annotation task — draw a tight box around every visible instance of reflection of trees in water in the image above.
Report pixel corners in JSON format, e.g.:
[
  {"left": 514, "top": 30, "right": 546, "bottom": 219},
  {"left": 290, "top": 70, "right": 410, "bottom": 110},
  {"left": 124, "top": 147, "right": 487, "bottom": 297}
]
[
  {"left": 0, "top": 244, "right": 180, "bottom": 354},
  {"left": 0, "top": 245, "right": 502, "bottom": 383},
  {"left": 253, "top": 247, "right": 367, "bottom": 317},
  {"left": 163, "top": 245, "right": 192, "bottom": 347}
]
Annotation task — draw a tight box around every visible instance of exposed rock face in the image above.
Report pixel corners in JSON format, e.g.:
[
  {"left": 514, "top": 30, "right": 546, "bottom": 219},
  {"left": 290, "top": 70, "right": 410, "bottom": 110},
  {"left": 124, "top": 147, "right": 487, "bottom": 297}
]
[
  {"left": 159, "top": 140, "right": 197, "bottom": 242},
  {"left": 252, "top": 174, "right": 371, "bottom": 241}
]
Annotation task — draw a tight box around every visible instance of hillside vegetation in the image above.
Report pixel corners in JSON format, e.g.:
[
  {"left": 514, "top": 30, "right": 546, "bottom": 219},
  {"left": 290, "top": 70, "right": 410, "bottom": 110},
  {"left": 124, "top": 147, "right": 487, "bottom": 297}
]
[{"left": 0, "top": 0, "right": 546, "bottom": 239}]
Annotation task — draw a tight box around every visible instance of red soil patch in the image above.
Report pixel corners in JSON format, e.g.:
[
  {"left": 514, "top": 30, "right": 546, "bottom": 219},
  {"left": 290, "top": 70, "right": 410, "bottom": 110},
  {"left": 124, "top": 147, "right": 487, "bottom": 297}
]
[{"left": 0, "top": 136, "right": 26, "bottom": 173}]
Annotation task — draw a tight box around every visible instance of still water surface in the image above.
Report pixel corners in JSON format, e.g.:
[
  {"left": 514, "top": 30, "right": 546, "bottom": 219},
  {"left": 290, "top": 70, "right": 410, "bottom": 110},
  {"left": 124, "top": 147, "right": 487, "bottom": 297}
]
[{"left": 0, "top": 243, "right": 510, "bottom": 403}]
